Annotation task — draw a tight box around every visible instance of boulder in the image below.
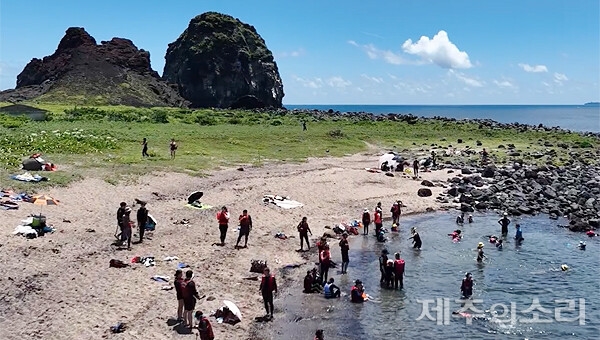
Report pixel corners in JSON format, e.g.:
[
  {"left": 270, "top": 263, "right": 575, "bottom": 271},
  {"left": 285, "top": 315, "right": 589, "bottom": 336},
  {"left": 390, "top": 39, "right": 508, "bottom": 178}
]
[
  {"left": 474, "top": 202, "right": 488, "bottom": 210},
  {"left": 460, "top": 203, "right": 474, "bottom": 212},
  {"left": 421, "top": 180, "right": 434, "bottom": 187},
  {"left": 461, "top": 168, "right": 472, "bottom": 175},
  {"left": 163, "top": 12, "right": 284, "bottom": 108},
  {"left": 448, "top": 187, "right": 460, "bottom": 197},
  {"left": 417, "top": 188, "right": 433, "bottom": 197},
  {"left": 481, "top": 166, "right": 495, "bottom": 178}
]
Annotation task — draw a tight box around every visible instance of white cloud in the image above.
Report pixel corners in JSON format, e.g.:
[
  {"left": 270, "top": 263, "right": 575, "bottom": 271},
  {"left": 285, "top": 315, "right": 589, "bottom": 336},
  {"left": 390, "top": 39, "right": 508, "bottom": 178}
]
[
  {"left": 293, "top": 75, "right": 323, "bottom": 89},
  {"left": 327, "top": 76, "right": 352, "bottom": 88},
  {"left": 277, "top": 48, "right": 305, "bottom": 58},
  {"left": 554, "top": 72, "right": 568, "bottom": 85},
  {"left": 493, "top": 79, "right": 516, "bottom": 89},
  {"left": 361, "top": 74, "right": 384, "bottom": 83},
  {"left": 388, "top": 74, "right": 398, "bottom": 80},
  {"left": 348, "top": 40, "right": 407, "bottom": 65},
  {"left": 449, "top": 70, "right": 483, "bottom": 87},
  {"left": 401, "top": 30, "right": 472, "bottom": 69},
  {"left": 518, "top": 63, "right": 548, "bottom": 73}
]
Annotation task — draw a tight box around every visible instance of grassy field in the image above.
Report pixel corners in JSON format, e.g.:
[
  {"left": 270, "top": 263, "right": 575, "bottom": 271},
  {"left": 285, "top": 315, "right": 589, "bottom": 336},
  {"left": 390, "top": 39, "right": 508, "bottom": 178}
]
[{"left": 0, "top": 102, "right": 598, "bottom": 192}]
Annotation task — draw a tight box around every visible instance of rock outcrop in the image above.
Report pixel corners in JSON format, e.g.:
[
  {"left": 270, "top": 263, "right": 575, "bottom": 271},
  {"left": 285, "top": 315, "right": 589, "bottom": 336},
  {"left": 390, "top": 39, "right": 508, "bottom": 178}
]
[
  {"left": 0, "top": 27, "right": 188, "bottom": 107},
  {"left": 163, "top": 12, "right": 284, "bottom": 108}
]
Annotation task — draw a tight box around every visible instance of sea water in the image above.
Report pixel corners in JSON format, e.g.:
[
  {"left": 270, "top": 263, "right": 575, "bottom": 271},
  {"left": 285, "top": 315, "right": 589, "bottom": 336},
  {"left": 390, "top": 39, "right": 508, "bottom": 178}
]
[
  {"left": 285, "top": 105, "right": 600, "bottom": 133},
  {"left": 274, "top": 212, "right": 600, "bottom": 340}
]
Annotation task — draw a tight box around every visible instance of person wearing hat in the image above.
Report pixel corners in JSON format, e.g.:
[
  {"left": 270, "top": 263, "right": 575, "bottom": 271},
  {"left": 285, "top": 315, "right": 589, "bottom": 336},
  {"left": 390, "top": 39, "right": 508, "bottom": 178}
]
[
  {"left": 468, "top": 214, "right": 474, "bottom": 223},
  {"left": 339, "top": 233, "right": 350, "bottom": 274},
  {"left": 351, "top": 279, "right": 366, "bottom": 303},
  {"left": 361, "top": 208, "right": 371, "bottom": 235},
  {"left": 391, "top": 201, "right": 401, "bottom": 225},
  {"left": 461, "top": 272, "right": 474, "bottom": 298},
  {"left": 374, "top": 204, "right": 383, "bottom": 236},
  {"left": 194, "top": 310, "right": 214, "bottom": 340},
  {"left": 579, "top": 241, "right": 586, "bottom": 250},
  {"left": 477, "top": 242, "right": 485, "bottom": 262},
  {"left": 121, "top": 206, "right": 133, "bottom": 249},
  {"left": 408, "top": 227, "right": 422, "bottom": 250},
  {"left": 498, "top": 212, "right": 511, "bottom": 236},
  {"left": 379, "top": 249, "right": 389, "bottom": 283}
]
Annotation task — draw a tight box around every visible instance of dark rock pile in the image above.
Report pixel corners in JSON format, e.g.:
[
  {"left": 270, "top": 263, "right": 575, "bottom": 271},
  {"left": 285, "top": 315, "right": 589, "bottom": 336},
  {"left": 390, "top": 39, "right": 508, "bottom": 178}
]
[
  {"left": 436, "top": 163, "right": 600, "bottom": 232},
  {"left": 0, "top": 27, "right": 188, "bottom": 107},
  {"left": 163, "top": 12, "right": 284, "bottom": 109}
]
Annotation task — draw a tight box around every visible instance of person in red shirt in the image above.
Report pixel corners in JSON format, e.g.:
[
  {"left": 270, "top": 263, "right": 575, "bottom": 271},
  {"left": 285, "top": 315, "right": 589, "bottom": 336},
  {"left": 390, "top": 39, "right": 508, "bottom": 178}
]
[
  {"left": 194, "top": 310, "right": 214, "bottom": 340},
  {"left": 374, "top": 203, "right": 383, "bottom": 237},
  {"left": 361, "top": 208, "right": 371, "bottom": 235},
  {"left": 182, "top": 270, "right": 201, "bottom": 328},
  {"left": 174, "top": 269, "right": 185, "bottom": 322},
  {"left": 393, "top": 252, "right": 405, "bottom": 289},
  {"left": 297, "top": 216, "right": 312, "bottom": 251},
  {"left": 259, "top": 267, "right": 277, "bottom": 319},
  {"left": 216, "top": 206, "right": 230, "bottom": 246},
  {"left": 235, "top": 209, "right": 253, "bottom": 249},
  {"left": 319, "top": 244, "right": 332, "bottom": 283},
  {"left": 316, "top": 237, "right": 327, "bottom": 265}
]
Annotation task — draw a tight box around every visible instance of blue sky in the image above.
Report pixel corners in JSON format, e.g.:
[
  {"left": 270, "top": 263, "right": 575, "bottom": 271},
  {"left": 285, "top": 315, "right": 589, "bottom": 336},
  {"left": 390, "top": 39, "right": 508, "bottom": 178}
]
[{"left": 1, "top": 1, "right": 598, "bottom": 104}]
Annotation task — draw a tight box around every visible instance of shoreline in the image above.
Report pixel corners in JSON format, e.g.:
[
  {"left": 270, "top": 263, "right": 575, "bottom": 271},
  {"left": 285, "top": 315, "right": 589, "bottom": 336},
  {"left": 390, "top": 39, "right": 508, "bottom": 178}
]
[{"left": 0, "top": 147, "right": 598, "bottom": 339}]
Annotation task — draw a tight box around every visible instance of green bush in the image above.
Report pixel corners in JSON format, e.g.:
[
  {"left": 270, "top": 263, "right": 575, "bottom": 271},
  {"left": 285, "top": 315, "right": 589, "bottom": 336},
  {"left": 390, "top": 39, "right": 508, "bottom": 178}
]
[
  {"left": 195, "top": 114, "right": 217, "bottom": 126},
  {"left": 270, "top": 119, "right": 283, "bottom": 126},
  {"left": 0, "top": 115, "right": 28, "bottom": 128},
  {"left": 328, "top": 129, "right": 345, "bottom": 138},
  {"left": 151, "top": 110, "right": 169, "bottom": 123}
]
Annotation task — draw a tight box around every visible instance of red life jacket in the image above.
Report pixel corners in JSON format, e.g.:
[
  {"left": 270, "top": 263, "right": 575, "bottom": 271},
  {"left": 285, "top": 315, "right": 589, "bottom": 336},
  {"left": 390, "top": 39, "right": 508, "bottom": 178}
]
[
  {"left": 216, "top": 211, "right": 229, "bottom": 225},
  {"left": 320, "top": 250, "right": 331, "bottom": 265},
  {"left": 261, "top": 275, "right": 276, "bottom": 293},
  {"left": 394, "top": 259, "right": 405, "bottom": 275},
  {"left": 374, "top": 211, "right": 382, "bottom": 224}
]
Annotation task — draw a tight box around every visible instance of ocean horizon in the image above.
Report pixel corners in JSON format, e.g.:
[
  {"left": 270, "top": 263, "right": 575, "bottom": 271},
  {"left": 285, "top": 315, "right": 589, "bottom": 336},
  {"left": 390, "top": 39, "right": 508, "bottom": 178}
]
[{"left": 284, "top": 104, "right": 600, "bottom": 133}]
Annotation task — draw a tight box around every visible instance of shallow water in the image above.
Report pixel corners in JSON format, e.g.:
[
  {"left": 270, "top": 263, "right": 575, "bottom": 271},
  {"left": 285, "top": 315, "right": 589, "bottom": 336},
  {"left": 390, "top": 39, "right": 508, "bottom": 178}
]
[{"left": 273, "top": 212, "right": 600, "bottom": 340}]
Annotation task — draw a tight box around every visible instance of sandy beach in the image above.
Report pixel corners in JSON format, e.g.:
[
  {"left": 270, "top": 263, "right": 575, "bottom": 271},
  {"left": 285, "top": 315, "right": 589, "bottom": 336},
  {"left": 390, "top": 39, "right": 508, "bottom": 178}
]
[{"left": 0, "top": 151, "right": 455, "bottom": 340}]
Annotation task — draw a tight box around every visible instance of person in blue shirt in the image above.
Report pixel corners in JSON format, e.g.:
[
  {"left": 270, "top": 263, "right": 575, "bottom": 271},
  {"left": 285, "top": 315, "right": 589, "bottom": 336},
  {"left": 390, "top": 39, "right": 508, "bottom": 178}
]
[
  {"left": 515, "top": 224, "right": 524, "bottom": 244},
  {"left": 323, "top": 278, "right": 340, "bottom": 299}
]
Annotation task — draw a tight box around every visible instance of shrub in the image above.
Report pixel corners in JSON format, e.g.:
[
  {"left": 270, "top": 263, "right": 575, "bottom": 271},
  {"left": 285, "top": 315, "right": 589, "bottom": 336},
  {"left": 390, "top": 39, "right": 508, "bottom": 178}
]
[
  {"left": 228, "top": 117, "right": 241, "bottom": 125},
  {"left": 270, "top": 119, "right": 283, "bottom": 126},
  {"left": 195, "top": 114, "right": 217, "bottom": 126},
  {"left": 328, "top": 129, "right": 345, "bottom": 138},
  {"left": 151, "top": 110, "right": 169, "bottom": 123},
  {"left": 0, "top": 115, "right": 28, "bottom": 128}
]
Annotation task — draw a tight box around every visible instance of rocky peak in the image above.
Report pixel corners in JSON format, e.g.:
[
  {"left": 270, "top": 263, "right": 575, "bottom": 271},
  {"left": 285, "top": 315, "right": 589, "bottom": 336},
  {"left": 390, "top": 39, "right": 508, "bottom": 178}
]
[
  {"left": 56, "top": 27, "right": 97, "bottom": 51},
  {"left": 163, "top": 12, "right": 284, "bottom": 108}
]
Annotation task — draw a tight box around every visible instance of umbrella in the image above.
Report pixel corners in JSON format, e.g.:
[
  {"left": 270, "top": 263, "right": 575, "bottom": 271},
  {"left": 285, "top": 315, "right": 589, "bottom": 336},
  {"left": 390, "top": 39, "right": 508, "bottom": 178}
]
[
  {"left": 30, "top": 194, "right": 58, "bottom": 214},
  {"left": 187, "top": 191, "right": 203, "bottom": 204},
  {"left": 223, "top": 300, "right": 242, "bottom": 320}
]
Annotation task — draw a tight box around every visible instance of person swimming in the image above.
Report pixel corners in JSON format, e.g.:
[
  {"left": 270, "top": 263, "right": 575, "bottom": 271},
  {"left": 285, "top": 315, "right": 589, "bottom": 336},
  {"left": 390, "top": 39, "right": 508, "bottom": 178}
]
[
  {"left": 586, "top": 230, "right": 596, "bottom": 237},
  {"left": 449, "top": 229, "right": 462, "bottom": 241},
  {"left": 489, "top": 235, "right": 498, "bottom": 244},
  {"left": 495, "top": 239, "right": 503, "bottom": 250},
  {"left": 579, "top": 241, "right": 586, "bottom": 250},
  {"left": 377, "top": 229, "right": 387, "bottom": 242},
  {"left": 456, "top": 213, "right": 465, "bottom": 225},
  {"left": 468, "top": 214, "right": 474, "bottom": 223}
]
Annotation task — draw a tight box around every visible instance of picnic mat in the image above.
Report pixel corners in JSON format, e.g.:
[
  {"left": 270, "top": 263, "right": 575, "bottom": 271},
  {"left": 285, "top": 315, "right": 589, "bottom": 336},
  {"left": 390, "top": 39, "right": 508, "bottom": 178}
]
[{"left": 186, "top": 203, "right": 213, "bottom": 210}]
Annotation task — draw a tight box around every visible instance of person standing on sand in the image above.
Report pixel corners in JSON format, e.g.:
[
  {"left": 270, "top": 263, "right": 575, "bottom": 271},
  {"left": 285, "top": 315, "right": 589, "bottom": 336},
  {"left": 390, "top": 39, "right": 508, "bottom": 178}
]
[
  {"left": 136, "top": 201, "right": 148, "bottom": 243},
  {"left": 431, "top": 151, "right": 437, "bottom": 167},
  {"left": 216, "top": 206, "right": 230, "bottom": 246},
  {"left": 319, "top": 244, "right": 332, "bottom": 283},
  {"left": 259, "top": 267, "right": 277, "bottom": 319},
  {"left": 362, "top": 208, "right": 371, "bottom": 235},
  {"left": 116, "top": 202, "right": 127, "bottom": 239},
  {"left": 297, "top": 216, "right": 312, "bottom": 251},
  {"left": 339, "top": 233, "right": 349, "bottom": 274},
  {"left": 235, "top": 209, "right": 253, "bottom": 249},
  {"left": 174, "top": 269, "right": 185, "bottom": 323},
  {"left": 316, "top": 237, "right": 327, "bottom": 264},
  {"left": 498, "top": 212, "right": 511, "bottom": 236},
  {"left": 413, "top": 159, "right": 419, "bottom": 178},
  {"left": 121, "top": 207, "right": 132, "bottom": 249},
  {"left": 170, "top": 138, "right": 178, "bottom": 159},
  {"left": 142, "top": 138, "right": 149, "bottom": 157},
  {"left": 182, "top": 270, "right": 201, "bottom": 329}
]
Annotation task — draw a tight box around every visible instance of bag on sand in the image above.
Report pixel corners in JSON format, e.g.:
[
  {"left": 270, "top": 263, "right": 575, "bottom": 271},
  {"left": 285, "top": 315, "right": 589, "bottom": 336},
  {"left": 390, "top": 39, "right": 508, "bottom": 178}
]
[
  {"left": 250, "top": 260, "right": 267, "bottom": 273},
  {"left": 109, "top": 259, "right": 129, "bottom": 268}
]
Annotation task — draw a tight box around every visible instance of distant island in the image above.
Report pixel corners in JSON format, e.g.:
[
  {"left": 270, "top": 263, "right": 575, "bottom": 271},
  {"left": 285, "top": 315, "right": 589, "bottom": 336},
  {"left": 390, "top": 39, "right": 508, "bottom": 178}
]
[{"left": 584, "top": 102, "right": 600, "bottom": 106}]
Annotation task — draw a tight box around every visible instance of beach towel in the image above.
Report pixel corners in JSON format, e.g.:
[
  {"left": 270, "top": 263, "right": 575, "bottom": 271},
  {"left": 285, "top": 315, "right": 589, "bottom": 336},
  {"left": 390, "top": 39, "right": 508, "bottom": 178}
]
[
  {"left": 186, "top": 202, "right": 213, "bottom": 210},
  {"left": 11, "top": 172, "right": 46, "bottom": 182},
  {"left": 263, "top": 195, "right": 303, "bottom": 209}
]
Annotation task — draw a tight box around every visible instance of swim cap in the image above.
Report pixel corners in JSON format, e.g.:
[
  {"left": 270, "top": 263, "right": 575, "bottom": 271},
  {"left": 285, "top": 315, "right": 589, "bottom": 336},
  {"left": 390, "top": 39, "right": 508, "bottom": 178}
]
[{"left": 561, "top": 264, "right": 569, "bottom": 271}]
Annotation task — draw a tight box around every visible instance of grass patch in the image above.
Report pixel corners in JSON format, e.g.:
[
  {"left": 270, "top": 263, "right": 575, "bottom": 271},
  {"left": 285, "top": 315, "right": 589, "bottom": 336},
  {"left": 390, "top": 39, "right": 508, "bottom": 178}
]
[{"left": 0, "top": 103, "right": 598, "bottom": 190}]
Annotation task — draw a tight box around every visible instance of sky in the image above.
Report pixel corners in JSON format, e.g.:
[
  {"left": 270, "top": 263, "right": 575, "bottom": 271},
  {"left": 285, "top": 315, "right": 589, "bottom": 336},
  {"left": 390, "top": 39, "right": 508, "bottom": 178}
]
[{"left": 0, "top": 1, "right": 598, "bottom": 105}]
